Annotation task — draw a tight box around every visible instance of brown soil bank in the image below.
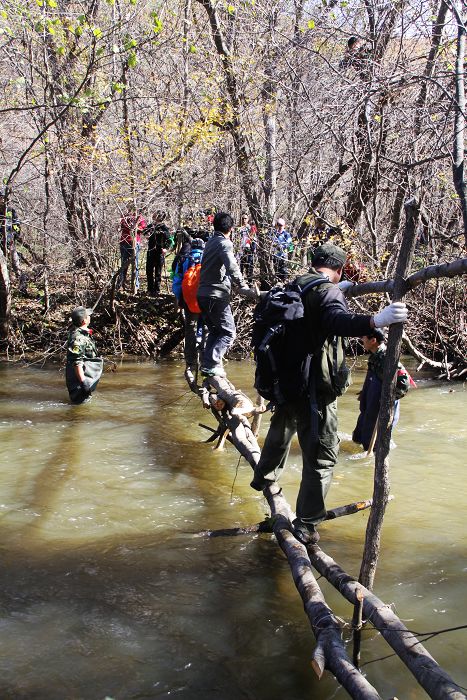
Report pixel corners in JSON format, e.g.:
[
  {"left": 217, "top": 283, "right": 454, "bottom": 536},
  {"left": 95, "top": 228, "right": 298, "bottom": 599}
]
[
  {"left": 6, "top": 287, "right": 185, "bottom": 363},
  {"left": 3, "top": 283, "right": 466, "bottom": 380}
]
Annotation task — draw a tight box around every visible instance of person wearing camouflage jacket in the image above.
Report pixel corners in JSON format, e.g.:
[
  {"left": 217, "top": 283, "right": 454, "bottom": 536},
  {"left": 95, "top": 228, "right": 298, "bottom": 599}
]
[{"left": 66, "top": 307, "right": 103, "bottom": 404}]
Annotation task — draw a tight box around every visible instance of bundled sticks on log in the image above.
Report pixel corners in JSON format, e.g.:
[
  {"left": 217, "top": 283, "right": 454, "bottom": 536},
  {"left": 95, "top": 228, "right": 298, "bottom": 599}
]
[{"left": 188, "top": 371, "right": 265, "bottom": 467}]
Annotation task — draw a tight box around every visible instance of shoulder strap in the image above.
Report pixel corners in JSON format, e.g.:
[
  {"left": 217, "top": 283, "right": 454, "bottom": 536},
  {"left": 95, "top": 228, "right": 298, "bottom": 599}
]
[{"left": 298, "top": 275, "right": 330, "bottom": 297}]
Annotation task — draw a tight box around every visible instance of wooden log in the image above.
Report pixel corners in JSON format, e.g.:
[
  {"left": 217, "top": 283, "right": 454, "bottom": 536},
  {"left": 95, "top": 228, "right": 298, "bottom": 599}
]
[
  {"left": 324, "top": 497, "right": 394, "bottom": 520},
  {"left": 272, "top": 514, "right": 383, "bottom": 698},
  {"left": 189, "top": 374, "right": 263, "bottom": 465},
  {"left": 203, "top": 375, "right": 255, "bottom": 415},
  {"left": 199, "top": 386, "right": 211, "bottom": 408},
  {"left": 366, "top": 421, "right": 378, "bottom": 456},
  {"left": 343, "top": 257, "right": 467, "bottom": 299},
  {"left": 311, "top": 640, "right": 326, "bottom": 680},
  {"left": 405, "top": 258, "right": 467, "bottom": 290},
  {"left": 251, "top": 394, "right": 266, "bottom": 437},
  {"left": 214, "top": 428, "right": 230, "bottom": 451},
  {"left": 198, "top": 423, "right": 233, "bottom": 445},
  {"left": 308, "top": 547, "right": 467, "bottom": 700},
  {"left": 192, "top": 376, "right": 263, "bottom": 467},
  {"left": 225, "top": 413, "right": 261, "bottom": 467},
  {"left": 184, "top": 366, "right": 198, "bottom": 392},
  {"left": 197, "top": 496, "right": 386, "bottom": 538},
  {"left": 264, "top": 487, "right": 466, "bottom": 699},
  {"left": 197, "top": 518, "right": 275, "bottom": 538}
]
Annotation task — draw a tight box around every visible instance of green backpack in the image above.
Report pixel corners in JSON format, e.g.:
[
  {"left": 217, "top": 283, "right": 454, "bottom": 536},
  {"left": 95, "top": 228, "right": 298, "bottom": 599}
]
[{"left": 315, "top": 335, "right": 351, "bottom": 398}]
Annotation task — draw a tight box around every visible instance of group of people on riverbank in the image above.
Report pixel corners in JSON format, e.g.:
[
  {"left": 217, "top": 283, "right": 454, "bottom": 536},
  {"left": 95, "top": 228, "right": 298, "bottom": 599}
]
[
  {"left": 116, "top": 206, "right": 300, "bottom": 295},
  {"left": 67, "top": 209, "right": 413, "bottom": 546}
]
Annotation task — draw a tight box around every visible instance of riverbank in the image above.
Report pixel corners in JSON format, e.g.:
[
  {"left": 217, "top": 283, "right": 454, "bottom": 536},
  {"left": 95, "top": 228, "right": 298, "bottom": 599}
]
[
  {"left": 5, "top": 282, "right": 466, "bottom": 380},
  {"left": 7, "top": 285, "right": 184, "bottom": 361}
]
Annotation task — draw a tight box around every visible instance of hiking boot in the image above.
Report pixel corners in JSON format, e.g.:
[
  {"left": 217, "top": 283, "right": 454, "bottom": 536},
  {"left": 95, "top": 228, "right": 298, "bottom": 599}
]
[
  {"left": 250, "top": 474, "right": 276, "bottom": 491},
  {"left": 293, "top": 520, "right": 320, "bottom": 546}
]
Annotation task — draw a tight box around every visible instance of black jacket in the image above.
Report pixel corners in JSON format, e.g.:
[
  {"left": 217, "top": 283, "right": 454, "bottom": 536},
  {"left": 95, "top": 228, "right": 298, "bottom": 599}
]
[
  {"left": 146, "top": 224, "right": 172, "bottom": 253},
  {"left": 297, "top": 269, "right": 373, "bottom": 349}
]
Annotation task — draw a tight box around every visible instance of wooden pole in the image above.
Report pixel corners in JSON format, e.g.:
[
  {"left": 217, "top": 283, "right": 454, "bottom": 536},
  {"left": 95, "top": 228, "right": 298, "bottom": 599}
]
[
  {"left": 251, "top": 393, "right": 265, "bottom": 437},
  {"left": 352, "top": 588, "right": 364, "bottom": 668},
  {"left": 366, "top": 420, "right": 378, "bottom": 456},
  {"left": 359, "top": 198, "right": 420, "bottom": 592}
]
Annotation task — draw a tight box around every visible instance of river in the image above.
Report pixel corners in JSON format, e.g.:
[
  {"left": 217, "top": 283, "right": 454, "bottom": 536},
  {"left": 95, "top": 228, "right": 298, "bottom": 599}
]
[{"left": 0, "top": 358, "right": 465, "bottom": 699}]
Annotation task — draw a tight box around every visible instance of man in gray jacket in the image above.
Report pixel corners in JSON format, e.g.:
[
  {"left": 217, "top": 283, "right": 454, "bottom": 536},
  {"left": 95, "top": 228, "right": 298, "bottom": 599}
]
[{"left": 197, "top": 211, "right": 255, "bottom": 377}]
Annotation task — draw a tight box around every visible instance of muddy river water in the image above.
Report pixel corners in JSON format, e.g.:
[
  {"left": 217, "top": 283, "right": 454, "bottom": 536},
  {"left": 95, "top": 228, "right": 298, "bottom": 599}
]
[{"left": 0, "top": 358, "right": 465, "bottom": 699}]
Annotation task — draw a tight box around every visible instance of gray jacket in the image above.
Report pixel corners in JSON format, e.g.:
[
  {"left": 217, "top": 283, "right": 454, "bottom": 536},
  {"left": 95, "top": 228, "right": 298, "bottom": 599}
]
[{"left": 197, "top": 231, "right": 247, "bottom": 300}]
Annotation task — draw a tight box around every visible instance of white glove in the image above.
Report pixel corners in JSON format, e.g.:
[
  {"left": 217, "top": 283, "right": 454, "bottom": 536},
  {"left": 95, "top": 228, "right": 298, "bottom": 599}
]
[
  {"left": 338, "top": 281, "right": 354, "bottom": 292},
  {"left": 373, "top": 302, "right": 408, "bottom": 328}
]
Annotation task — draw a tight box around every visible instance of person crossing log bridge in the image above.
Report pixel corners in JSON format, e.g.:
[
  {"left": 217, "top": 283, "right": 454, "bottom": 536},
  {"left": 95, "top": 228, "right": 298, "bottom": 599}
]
[{"left": 250, "top": 242, "right": 408, "bottom": 546}]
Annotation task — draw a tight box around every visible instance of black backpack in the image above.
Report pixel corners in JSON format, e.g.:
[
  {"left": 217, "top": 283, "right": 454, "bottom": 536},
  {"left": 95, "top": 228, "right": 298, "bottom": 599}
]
[{"left": 252, "top": 275, "right": 351, "bottom": 405}]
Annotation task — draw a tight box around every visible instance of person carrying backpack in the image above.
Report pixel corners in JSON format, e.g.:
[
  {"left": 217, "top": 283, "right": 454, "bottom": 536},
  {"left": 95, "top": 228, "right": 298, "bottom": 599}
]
[
  {"left": 250, "top": 242, "right": 408, "bottom": 545},
  {"left": 180, "top": 238, "right": 205, "bottom": 377},
  {"left": 196, "top": 211, "right": 257, "bottom": 378},
  {"left": 352, "top": 329, "right": 415, "bottom": 452},
  {"left": 145, "top": 211, "right": 172, "bottom": 295}
]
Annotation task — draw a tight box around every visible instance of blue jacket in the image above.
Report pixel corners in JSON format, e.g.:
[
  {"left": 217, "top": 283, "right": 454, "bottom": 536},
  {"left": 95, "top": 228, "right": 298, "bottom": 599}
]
[
  {"left": 272, "top": 229, "right": 292, "bottom": 259},
  {"left": 352, "top": 362, "right": 399, "bottom": 451}
]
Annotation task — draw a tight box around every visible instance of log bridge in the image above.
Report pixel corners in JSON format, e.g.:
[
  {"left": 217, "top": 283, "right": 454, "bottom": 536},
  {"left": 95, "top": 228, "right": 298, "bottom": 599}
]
[{"left": 184, "top": 369, "right": 466, "bottom": 700}]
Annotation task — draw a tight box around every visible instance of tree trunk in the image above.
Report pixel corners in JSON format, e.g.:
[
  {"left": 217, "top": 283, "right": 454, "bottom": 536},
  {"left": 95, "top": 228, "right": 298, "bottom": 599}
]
[
  {"left": 0, "top": 248, "right": 10, "bottom": 342},
  {"left": 451, "top": 0, "right": 467, "bottom": 245},
  {"left": 196, "top": 0, "right": 267, "bottom": 230},
  {"left": 261, "top": 62, "right": 277, "bottom": 220}
]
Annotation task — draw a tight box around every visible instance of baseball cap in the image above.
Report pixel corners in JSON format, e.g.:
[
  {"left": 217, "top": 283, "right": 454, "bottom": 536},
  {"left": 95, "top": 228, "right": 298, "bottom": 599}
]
[
  {"left": 71, "top": 306, "right": 92, "bottom": 326},
  {"left": 312, "top": 243, "right": 347, "bottom": 268},
  {"left": 368, "top": 328, "right": 386, "bottom": 343}
]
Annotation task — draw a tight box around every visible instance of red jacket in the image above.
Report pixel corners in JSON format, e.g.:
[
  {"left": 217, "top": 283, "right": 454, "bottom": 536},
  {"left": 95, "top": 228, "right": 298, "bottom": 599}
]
[{"left": 120, "top": 213, "right": 147, "bottom": 245}]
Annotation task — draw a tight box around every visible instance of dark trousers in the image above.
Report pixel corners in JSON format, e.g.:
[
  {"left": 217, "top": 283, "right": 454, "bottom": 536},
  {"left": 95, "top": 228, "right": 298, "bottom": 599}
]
[
  {"left": 183, "top": 302, "right": 202, "bottom": 369},
  {"left": 197, "top": 296, "right": 236, "bottom": 371},
  {"left": 254, "top": 395, "right": 339, "bottom": 525},
  {"left": 274, "top": 256, "right": 288, "bottom": 281},
  {"left": 146, "top": 249, "right": 164, "bottom": 293},
  {"left": 240, "top": 252, "right": 255, "bottom": 284},
  {"left": 66, "top": 359, "right": 103, "bottom": 405}
]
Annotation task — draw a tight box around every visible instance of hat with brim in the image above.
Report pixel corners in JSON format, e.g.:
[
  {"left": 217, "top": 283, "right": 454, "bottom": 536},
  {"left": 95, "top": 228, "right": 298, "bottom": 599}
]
[
  {"left": 312, "top": 243, "right": 347, "bottom": 268},
  {"left": 71, "top": 306, "right": 92, "bottom": 326}
]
